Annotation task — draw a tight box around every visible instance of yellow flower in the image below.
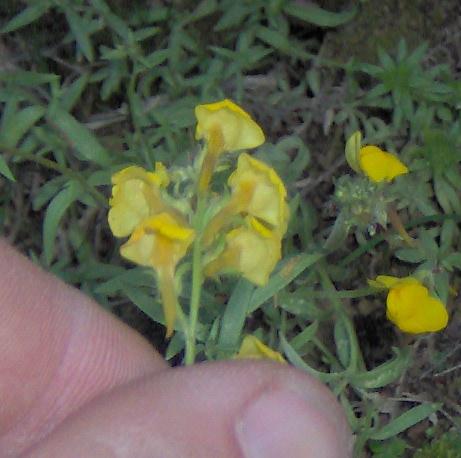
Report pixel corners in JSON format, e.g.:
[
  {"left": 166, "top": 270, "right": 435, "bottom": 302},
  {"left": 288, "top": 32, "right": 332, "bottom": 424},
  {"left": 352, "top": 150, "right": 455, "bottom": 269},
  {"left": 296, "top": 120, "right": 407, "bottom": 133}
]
[
  {"left": 228, "top": 153, "right": 289, "bottom": 233},
  {"left": 204, "top": 153, "right": 290, "bottom": 245},
  {"left": 204, "top": 216, "right": 281, "bottom": 286},
  {"left": 195, "top": 99, "right": 265, "bottom": 193},
  {"left": 371, "top": 275, "right": 448, "bottom": 333},
  {"left": 358, "top": 145, "right": 408, "bottom": 183},
  {"left": 108, "top": 164, "right": 169, "bottom": 237},
  {"left": 195, "top": 99, "right": 265, "bottom": 154},
  {"left": 120, "top": 213, "right": 194, "bottom": 337},
  {"left": 234, "top": 335, "right": 286, "bottom": 363}
]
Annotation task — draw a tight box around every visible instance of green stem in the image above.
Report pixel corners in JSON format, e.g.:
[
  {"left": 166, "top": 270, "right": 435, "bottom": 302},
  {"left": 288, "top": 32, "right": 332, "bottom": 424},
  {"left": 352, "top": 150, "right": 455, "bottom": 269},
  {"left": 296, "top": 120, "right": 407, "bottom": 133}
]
[{"left": 184, "top": 197, "right": 206, "bottom": 365}]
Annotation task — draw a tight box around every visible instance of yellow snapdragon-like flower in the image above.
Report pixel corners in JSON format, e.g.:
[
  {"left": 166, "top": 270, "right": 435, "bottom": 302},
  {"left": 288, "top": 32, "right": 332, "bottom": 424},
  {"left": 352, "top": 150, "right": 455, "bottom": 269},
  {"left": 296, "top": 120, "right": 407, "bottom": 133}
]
[
  {"left": 228, "top": 153, "right": 290, "bottom": 233},
  {"left": 370, "top": 275, "right": 448, "bottom": 333},
  {"left": 195, "top": 99, "right": 265, "bottom": 154},
  {"left": 108, "top": 164, "right": 169, "bottom": 237},
  {"left": 204, "top": 153, "right": 290, "bottom": 245},
  {"left": 205, "top": 216, "right": 281, "bottom": 286},
  {"left": 121, "top": 213, "right": 195, "bottom": 337},
  {"left": 358, "top": 146, "right": 409, "bottom": 183},
  {"left": 234, "top": 335, "right": 286, "bottom": 363},
  {"left": 195, "top": 99, "right": 265, "bottom": 193}
]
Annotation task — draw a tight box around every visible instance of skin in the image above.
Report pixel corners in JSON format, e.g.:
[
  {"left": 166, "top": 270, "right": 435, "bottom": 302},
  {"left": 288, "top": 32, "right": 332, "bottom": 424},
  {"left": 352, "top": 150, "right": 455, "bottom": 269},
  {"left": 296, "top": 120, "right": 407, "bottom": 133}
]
[{"left": 0, "top": 240, "right": 352, "bottom": 457}]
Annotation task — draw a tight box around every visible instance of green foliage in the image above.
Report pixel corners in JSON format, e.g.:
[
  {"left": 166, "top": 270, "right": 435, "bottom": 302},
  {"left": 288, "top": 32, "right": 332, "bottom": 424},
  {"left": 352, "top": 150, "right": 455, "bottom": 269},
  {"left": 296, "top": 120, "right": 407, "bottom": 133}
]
[
  {"left": 414, "top": 431, "right": 461, "bottom": 458},
  {"left": 0, "top": 1, "right": 459, "bottom": 455}
]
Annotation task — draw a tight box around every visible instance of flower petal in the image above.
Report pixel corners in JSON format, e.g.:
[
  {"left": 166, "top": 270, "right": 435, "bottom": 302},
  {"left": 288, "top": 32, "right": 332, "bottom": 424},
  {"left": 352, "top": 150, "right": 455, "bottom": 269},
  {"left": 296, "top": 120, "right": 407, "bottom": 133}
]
[
  {"left": 235, "top": 335, "right": 286, "bottom": 363},
  {"left": 386, "top": 281, "right": 448, "bottom": 333},
  {"left": 195, "top": 99, "right": 265, "bottom": 152},
  {"left": 359, "top": 145, "right": 408, "bottom": 182}
]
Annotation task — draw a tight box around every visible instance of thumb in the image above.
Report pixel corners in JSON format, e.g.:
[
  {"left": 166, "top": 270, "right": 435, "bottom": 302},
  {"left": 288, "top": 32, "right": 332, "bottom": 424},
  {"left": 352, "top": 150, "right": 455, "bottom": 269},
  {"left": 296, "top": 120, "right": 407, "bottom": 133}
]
[{"left": 27, "top": 360, "right": 352, "bottom": 458}]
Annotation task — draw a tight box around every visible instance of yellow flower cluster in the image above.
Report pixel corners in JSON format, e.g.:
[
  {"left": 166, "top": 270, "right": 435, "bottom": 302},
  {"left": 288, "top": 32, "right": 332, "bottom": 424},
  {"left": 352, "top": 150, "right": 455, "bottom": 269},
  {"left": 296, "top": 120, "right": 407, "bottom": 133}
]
[
  {"left": 370, "top": 276, "right": 448, "bottom": 333},
  {"left": 108, "top": 165, "right": 194, "bottom": 337},
  {"left": 108, "top": 99, "right": 289, "bottom": 336}
]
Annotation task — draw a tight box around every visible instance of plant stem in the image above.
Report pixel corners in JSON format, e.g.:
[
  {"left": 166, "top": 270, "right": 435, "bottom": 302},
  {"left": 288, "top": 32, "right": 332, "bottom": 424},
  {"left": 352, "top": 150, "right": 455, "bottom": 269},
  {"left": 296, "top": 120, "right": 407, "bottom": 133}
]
[{"left": 184, "top": 197, "right": 206, "bottom": 365}]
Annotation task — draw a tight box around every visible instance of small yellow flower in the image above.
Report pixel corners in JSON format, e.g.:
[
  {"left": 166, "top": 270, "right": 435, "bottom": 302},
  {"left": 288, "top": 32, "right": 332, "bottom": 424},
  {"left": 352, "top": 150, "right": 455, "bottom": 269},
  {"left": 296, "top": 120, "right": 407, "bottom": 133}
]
[
  {"left": 204, "top": 153, "right": 290, "bottom": 245},
  {"left": 228, "top": 153, "right": 290, "bottom": 233},
  {"left": 234, "top": 335, "right": 286, "bottom": 363},
  {"left": 358, "top": 145, "right": 409, "bottom": 183},
  {"left": 108, "top": 164, "right": 169, "bottom": 237},
  {"left": 205, "top": 216, "right": 281, "bottom": 286},
  {"left": 195, "top": 99, "right": 265, "bottom": 154},
  {"left": 195, "top": 99, "right": 265, "bottom": 193},
  {"left": 371, "top": 275, "right": 448, "bottom": 333},
  {"left": 120, "top": 213, "right": 195, "bottom": 337}
]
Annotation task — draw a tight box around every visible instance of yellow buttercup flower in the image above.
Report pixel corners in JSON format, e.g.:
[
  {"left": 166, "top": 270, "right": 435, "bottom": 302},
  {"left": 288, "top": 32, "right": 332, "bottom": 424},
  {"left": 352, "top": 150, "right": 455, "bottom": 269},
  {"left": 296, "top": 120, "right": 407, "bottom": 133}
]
[
  {"left": 358, "top": 145, "right": 408, "bottom": 183},
  {"left": 108, "top": 164, "right": 169, "bottom": 237},
  {"left": 195, "top": 99, "right": 265, "bottom": 154},
  {"left": 120, "top": 213, "right": 195, "bottom": 337},
  {"left": 195, "top": 99, "right": 265, "bottom": 193},
  {"left": 370, "top": 275, "right": 448, "bottom": 333},
  {"left": 234, "top": 335, "right": 286, "bottom": 363},
  {"left": 204, "top": 216, "right": 281, "bottom": 286},
  {"left": 204, "top": 153, "right": 290, "bottom": 245}
]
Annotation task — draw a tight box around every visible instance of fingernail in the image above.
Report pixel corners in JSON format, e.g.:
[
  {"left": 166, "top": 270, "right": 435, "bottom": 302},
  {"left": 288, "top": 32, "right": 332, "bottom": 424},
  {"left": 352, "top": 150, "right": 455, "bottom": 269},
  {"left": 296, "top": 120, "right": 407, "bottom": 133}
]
[{"left": 235, "top": 388, "right": 348, "bottom": 458}]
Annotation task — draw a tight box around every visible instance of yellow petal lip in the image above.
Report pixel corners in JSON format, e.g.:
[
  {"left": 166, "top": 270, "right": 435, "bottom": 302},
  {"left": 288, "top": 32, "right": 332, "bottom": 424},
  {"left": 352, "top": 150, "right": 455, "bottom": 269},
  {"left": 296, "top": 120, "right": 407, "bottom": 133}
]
[
  {"left": 112, "top": 164, "right": 169, "bottom": 188},
  {"left": 359, "top": 145, "right": 409, "bottom": 182},
  {"left": 374, "top": 275, "right": 449, "bottom": 334},
  {"left": 235, "top": 335, "right": 286, "bottom": 363},
  {"left": 371, "top": 275, "right": 417, "bottom": 289},
  {"left": 120, "top": 212, "right": 194, "bottom": 270},
  {"left": 204, "top": 216, "right": 281, "bottom": 286},
  {"left": 194, "top": 99, "right": 265, "bottom": 152}
]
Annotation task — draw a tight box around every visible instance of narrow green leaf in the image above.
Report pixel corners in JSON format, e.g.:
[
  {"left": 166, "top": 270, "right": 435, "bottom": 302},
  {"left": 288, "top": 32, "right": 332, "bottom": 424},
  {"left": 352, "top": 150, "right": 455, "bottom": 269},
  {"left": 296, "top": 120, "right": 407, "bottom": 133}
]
[
  {"left": 65, "top": 9, "right": 94, "bottom": 62},
  {"left": 91, "top": 0, "right": 132, "bottom": 42},
  {"left": 183, "top": 0, "right": 218, "bottom": 24},
  {"left": 256, "top": 26, "right": 307, "bottom": 59},
  {"left": 60, "top": 74, "right": 90, "bottom": 112},
  {"left": 1, "top": 2, "right": 51, "bottom": 33},
  {"left": 165, "top": 332, "right": 185, "bottom": 360},
  {"left": 395, "top": 248, "right": 426, "bottom": 264},
  {"left": 280, "top": 334, "right": 342, "bottom": 382},
  {"left": 0, "top": 105, "right": 46, "bottom": 149},
  {"left": 349, "top": 347, "right": 411, "bottom": 389},
  {"left": 214, "top": 3, "right": 249, "bottom": 31},
  {"left": 283, "top": 3, "right": 357, "bottom": 28},
  {"left": 124, "top": 287, "right": 165, "bottom": 324},
  {"left": 43, "top": 181, "right": 82, "bottom": 265},
  {"left": 369, "top": 403, "right": 440, "bottom": 440},
  {"left": 0, "top": 70, "right": 59, "bottom": 86},
  {"left": 218, "top": 279, "right": 254, "bottom": 354},
  {"left": 0, "top": 154, "right": 15, "bottom": 181},
  {"left": 249, "top": 253, "right": 323, "bottom": 313},
  {"left": 47, "top": 106, "right": 111, "bottom": 166},
  {"left": 289, "top": 321, "right": 318, "bottom": 351},
  {"left": 334, "top": 315, "right": 350, "bottom": 368}
]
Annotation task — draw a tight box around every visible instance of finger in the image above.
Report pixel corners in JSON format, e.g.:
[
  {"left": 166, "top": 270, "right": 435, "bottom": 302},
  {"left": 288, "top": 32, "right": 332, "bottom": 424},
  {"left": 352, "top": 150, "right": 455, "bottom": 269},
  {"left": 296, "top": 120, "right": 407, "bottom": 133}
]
[
  {"left": 28, "top": 360, "right": 352, "bottom": 458},
  {"left": 0, "top": 240, "right": 168, "bottom": 456}
]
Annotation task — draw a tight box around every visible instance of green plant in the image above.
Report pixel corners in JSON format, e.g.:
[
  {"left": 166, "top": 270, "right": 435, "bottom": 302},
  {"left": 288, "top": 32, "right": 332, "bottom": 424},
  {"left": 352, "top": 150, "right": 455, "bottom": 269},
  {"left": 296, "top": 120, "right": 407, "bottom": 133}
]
[{"left": 1, "top": 1, "right": 460, "bottom": 456}]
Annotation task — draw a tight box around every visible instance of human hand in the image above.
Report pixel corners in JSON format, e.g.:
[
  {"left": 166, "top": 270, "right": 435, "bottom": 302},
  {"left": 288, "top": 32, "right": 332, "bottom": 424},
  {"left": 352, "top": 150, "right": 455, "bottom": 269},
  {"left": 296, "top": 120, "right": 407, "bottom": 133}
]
[{"left": 0, "top": 240, "right": 352, "bottom": 457}]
